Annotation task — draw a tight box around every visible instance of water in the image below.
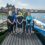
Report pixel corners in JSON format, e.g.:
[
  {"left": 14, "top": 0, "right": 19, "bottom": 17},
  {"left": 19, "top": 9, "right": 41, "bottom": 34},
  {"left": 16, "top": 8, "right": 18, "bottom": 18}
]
[
  {"left": 0, "top": 14, "right": 7, "bottom": 20},
  {"left": 0, "top": 13, "right": 45, "bottom": 23},
  {"left": 31, "top": 13, "right": 45, "bottom": 23},
  {"left": 0, "top": 14, "right": 7, "bottom": 24}
]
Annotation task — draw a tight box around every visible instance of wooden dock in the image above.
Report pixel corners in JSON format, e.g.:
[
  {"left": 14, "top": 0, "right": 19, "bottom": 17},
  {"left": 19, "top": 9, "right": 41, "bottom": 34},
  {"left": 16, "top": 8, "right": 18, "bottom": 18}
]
[{"left": 1, "top": 33, "right": 43, "bottom": 45}]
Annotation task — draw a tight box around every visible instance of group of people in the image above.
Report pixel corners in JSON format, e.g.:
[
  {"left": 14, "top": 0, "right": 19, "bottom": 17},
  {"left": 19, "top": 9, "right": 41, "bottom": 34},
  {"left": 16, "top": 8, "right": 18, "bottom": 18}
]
[{"left": 7, "top": 9, "right": 34, "bottom": 35}]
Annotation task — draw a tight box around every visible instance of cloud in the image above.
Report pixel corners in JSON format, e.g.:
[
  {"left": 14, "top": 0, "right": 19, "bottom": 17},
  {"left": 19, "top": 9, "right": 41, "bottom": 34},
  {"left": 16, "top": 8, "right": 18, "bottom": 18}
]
[
  {"left": 0, "top": 0, "right": 45, "bottom": 9},
  {"left": 0, "top": 0, "right": 16, "bottom": 8},
  {"left": 15, "top": 2, "right": 29, "bottom": 9},
  {"left": 0, "top": 0, "right": 6, "bottom": 8},
  {"left": 0, "top": 0, "right": 33, "bottom": 9}
]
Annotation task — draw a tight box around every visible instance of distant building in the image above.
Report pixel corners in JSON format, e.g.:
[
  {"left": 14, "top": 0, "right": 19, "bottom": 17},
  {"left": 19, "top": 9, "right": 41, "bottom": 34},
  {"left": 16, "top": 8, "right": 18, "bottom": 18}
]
[
  {"left": 0, "top": 4, "right": 45, "bottom": 13},
  {"left": 0, "top": 7, "right": 8, "bottom": 13},
  {"left": 0, "top": 4, "right": 15, "bottom": 14}
]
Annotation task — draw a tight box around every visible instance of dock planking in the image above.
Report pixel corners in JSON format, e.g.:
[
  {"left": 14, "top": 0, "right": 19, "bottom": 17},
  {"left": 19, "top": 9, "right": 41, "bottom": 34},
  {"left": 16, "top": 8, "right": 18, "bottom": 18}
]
[{"left": 1, "top": 33, "right": 43, "bottom": 45}]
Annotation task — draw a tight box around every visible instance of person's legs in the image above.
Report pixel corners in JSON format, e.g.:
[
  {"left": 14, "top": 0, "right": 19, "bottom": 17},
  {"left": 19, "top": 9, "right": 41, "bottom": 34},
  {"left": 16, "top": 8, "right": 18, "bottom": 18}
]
[
  {"left": 7, "top": 25, "right": 12, "bottom": 34},
  {"left": 26, "top": 25, "right": 28, "bottom": 33},
  {"left": 23, "top": 25, "right": 25, "bottom": 33},
  {"left": 10, "top": 25, "right": 13, "bottom": 34},
  {"left": 13, "top": 23, "right": 16, "bottom": 33},
  {"left": 29, "top": 25, "right": 32, "bottom": 35},
  {"left": 18, "top": 24, "right": 22, "bottom": 33},
  {"left": 17, "top": 23, "right": 20, "bottom": 33},
  {"left": 30, "top": 26, "right": 31, "bottom": 33},
  {"left": 23, "top": 21, "right": 26, "bottom": 33}
]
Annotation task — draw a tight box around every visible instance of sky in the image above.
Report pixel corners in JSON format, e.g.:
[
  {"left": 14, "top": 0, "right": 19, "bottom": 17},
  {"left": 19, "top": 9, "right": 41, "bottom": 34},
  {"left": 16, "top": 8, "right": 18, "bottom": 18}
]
[{"left": 0, "top": 0, "right": 45, "bottom": 9}]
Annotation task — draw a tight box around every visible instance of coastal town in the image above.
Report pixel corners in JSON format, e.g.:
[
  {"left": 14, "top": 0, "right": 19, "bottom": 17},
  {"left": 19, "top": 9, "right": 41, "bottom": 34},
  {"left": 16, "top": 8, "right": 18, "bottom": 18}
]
[{"left": 0, "top": 4, "right": 45, "bottom": 14}]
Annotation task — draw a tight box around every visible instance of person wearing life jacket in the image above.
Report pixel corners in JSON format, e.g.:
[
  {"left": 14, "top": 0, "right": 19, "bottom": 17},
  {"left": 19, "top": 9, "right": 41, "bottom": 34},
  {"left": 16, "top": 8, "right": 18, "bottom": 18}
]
[
  {"left": 26, "top": 12, "right": 33, "bottom": 35},
  {"left": 17, "top": 11, "right": 23, "bottom": 33}
]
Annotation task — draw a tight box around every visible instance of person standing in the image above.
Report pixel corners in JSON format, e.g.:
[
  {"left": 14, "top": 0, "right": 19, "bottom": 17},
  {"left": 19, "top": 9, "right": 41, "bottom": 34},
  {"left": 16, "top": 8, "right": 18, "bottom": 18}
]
[
  {"left": 26, "top": 12, "right": 33, "bottom": 35},
  {"left": 12, "top": 11, "right": 17, "bottom": 33},
  {"left": 7, "top": 10, "right": 14, "bottom": 34},
  {"left": 23, "top": 12, "right": 27, "bottom": 33},
  {"left": 17, "top": 11, "right": 23, "bottom": 33}
]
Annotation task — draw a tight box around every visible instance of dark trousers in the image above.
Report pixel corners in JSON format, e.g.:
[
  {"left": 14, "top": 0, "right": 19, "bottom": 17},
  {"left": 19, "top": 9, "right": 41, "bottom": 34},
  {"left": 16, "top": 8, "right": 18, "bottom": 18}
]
[
  {"left": 26, "top": 25, "right": 32, "bottom": 33},
  {"left": 17, "top": 23, "right": 22, "bottom": 28},
  {"left": 13, "top": 23, "right": 16, "bottom": 32},
  {"left": 7, "top": 24, "right": 13, "bottom": 33},
  {"left": 23, "top": 21, "right": 26, "bottom": 33}
]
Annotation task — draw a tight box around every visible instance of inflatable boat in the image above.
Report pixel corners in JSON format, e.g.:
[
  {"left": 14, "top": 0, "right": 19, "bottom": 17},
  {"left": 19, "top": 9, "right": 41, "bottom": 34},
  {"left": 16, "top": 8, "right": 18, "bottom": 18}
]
[
  {"left": 33, "top": 19, "right": 45, "bottom": 44},
  {"left": 34, "top": 19, "right": 45, "bottom": 36}
]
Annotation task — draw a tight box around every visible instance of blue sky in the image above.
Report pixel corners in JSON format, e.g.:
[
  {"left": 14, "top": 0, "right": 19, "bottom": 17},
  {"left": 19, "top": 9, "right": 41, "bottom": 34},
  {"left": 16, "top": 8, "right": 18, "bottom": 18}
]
[{"left": 0, "top": 0, "right": 45, "bottom": 9}]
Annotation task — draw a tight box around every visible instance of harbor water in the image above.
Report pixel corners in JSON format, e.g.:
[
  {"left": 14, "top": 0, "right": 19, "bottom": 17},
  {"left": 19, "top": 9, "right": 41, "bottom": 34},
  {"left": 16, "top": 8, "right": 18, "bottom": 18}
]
[{"left": 31, "top": 13, "right": 45, "bottom": 23}]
